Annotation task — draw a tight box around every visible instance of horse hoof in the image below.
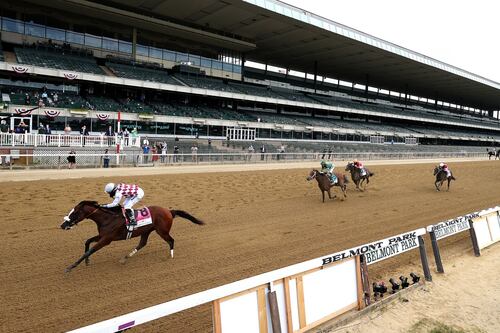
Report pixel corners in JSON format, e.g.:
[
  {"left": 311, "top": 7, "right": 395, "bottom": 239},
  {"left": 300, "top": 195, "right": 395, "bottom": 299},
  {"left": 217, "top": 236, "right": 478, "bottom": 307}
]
[
  {"left": 119, "top": 257, "right": 128, "bottom": 264},
  {"left": 65, "top": 267, "right": 73, "bottom": 273}
]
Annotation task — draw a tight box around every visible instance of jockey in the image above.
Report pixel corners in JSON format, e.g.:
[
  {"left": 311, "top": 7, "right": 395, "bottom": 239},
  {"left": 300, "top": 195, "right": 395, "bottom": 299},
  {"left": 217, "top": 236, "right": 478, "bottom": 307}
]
[
  {"left": 101, "top": 183, "right": 144, "bottom": 227},
  {"left": 438, "top": 162, "right": 452, "bottom": 178},
  {"left": 353, "top": 159, "right": 367, "bottom": 176},
  {"left": 320, "top": 160, "right": 337, "bottom": 184}
]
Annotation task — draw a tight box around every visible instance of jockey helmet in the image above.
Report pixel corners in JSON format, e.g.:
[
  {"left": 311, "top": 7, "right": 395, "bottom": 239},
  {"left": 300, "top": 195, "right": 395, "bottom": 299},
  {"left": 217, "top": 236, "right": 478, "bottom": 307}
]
[
  {"left": 104, "top": 183, "right": 116, "bottom": 194},
  {"left": 353, "top": 159, "right": 358, "bottom": 163},
  {"left": 439, "top": 162, "right": 444, "bottom": 168},
  {"left": 321, "top": 160, "right": 326, "bottom": 166}
]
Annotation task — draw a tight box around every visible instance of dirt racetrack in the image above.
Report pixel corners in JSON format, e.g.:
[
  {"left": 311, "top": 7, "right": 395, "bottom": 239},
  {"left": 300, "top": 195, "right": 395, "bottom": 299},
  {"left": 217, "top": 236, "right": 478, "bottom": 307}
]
[{"left": 2, "top": 160, "right": 499, "bottom": 332}]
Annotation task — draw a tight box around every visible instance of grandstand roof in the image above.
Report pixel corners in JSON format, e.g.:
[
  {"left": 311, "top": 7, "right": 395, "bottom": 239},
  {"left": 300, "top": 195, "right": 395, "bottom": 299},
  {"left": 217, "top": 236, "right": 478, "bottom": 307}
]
[{"left": 20, "top": 0, "right": 500, "bottom": 110}]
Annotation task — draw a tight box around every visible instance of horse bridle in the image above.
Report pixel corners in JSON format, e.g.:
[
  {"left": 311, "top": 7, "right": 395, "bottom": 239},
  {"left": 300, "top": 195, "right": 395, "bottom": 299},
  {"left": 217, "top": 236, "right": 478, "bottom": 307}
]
[
  {"left": 64, "top": 207, "right": 99, "bottom": 227},
  {"left": 307, "top": 170, "right": 317, "bottom": 180}
]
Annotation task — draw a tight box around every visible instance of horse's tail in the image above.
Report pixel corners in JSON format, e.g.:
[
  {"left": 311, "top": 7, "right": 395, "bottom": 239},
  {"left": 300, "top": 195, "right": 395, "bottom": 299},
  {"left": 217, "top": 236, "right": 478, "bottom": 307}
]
[
  {"left": 369, "top": 171, "right": 374, "bottom": 177},
  {"left": 451, "top": 175, "right": 456, "bottom": 181},
  {"left": 171, "top": 210, "right": 205, "bottom": 225}
]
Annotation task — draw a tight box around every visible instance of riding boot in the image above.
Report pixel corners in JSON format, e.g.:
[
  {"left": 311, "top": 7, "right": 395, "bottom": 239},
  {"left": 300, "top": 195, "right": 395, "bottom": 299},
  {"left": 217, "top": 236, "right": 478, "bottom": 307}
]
[{"left": 125, "top": 209, "right": 137, "bottom": 227}]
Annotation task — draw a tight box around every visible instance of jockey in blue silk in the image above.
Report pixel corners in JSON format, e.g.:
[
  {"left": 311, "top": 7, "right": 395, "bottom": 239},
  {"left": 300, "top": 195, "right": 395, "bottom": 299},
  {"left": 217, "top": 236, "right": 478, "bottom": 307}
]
[{"left": 320, "top": 160, "right": 337, "bottom": 184}]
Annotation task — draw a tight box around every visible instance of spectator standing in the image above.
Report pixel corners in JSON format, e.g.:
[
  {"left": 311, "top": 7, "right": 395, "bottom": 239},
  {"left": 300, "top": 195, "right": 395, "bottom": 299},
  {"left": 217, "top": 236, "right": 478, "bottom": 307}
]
[
  {"left": 0, "top": 119, "right": 9, "bottom": 133},
  {"left": 260, "top": 145, "right": 266, "bottom": 161},
  {"left": 45, "top": 124, "right": 52, "bottom": 144},
  {"left": 191, "top": 145, "right": 198, "bottom": 163},
  {"left": 67, "top": 150, "right": 76, "bottom": 169},
  {"left": 143, "top": 137, "right": 150, "bottom": 147},
  {"left": 152, "top": 145, "right": 159, "bottom": 164},
  {"left": 80, "top": 125, "right": 89, "bottom": 146},
  {"left": 123, "top": 128, "right": 130, "bottom": 146},
  {"left": 328, "top": 146, "right": 333, "bottom": 159},
  {"left": 161, "top": 142, "right": 167, "bottom": 163},
  {"left": 173, "top": 145, "right": 179, "bottom": 163},
  {"left": 131, "top": 127, "right": 138, "bottom": 146},
  {"left": 142, "top": 143, "right": 150, "bottom": 164},
  {"left": 64, "top": 125, "right": 72, "bottom": 135},
  {"left": 105, "top": 125, "right": 114, "bottom": 146},
  {"left": 103, "top": 149, "right": 110, "bottom": 168},
  {"left": 247, "top": 144, "right": 254, "bottom": 161}
]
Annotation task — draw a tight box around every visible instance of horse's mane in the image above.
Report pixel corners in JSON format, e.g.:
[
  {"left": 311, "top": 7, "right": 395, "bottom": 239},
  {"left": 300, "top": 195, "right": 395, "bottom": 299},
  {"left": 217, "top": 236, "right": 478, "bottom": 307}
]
[{"left": 78, "top": 200, "right": 122, "bottom": 215}]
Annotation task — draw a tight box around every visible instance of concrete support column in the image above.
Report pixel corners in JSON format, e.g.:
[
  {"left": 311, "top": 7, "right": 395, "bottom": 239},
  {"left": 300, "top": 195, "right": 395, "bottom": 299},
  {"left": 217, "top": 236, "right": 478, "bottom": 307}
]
[{"left": 132, "top": 27, "right": 137, "bottom": 60}]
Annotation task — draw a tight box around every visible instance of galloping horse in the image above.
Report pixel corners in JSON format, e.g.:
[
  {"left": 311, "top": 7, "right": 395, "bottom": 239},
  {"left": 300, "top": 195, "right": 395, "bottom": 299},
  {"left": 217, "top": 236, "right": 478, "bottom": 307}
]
[
  {"left": 60, "top": 200, "right": 204, "bottom": 272},
  {"left": 487, "top": 149, "right": 499, "bottom": 160},
  {"left": 307, "top": 169, "right": 348, "bottom": 202},
  {"left": 433, "top": 166, "right": 456, "bottom": 191},
  {"left": 345, "top": 162, "right": 374, "bottom": 191}
]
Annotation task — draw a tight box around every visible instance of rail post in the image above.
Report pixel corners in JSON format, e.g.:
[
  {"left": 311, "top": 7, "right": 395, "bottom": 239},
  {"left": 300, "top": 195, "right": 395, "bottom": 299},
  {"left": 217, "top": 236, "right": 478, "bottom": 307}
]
[
  {"left": 429, "top": 230, "right": 444, "bottom": 273},
  {"left": 468, "top": 219, "right": 481, "bottom": 257},
  {"left": 418, "top": 235, "right": 432, "bottom": 281}
]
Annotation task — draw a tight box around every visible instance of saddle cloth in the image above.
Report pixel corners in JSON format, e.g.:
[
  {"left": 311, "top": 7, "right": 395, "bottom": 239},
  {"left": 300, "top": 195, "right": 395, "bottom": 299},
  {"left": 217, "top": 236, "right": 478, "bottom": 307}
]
[{"left": 122, "top": 207, "right": 153, "bottom": 228}]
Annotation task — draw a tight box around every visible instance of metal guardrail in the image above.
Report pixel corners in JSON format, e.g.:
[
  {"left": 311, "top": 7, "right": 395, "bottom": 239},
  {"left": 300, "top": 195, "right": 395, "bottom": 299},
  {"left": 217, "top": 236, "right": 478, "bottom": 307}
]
[{"left": 0, "top": 151, "right": 486, "bottom": 170}]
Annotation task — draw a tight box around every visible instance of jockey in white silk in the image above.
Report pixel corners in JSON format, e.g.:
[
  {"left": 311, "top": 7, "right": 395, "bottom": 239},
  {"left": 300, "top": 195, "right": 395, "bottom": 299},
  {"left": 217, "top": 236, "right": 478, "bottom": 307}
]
[{"left": 102, "top": 183, "right": 144, "bottom": 227}]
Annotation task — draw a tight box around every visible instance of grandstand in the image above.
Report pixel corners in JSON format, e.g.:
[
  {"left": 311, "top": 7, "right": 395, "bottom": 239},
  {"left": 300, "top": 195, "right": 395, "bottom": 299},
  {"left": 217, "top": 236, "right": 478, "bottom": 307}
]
[{"left": 0, "top": 0, "right": 499, "bottom": 155}]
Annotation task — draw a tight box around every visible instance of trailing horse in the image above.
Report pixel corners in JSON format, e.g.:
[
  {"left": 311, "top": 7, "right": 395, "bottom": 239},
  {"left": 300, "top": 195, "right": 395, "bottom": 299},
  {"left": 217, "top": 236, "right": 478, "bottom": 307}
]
[
  {"left": 60, "top": 200, "right": 204, "bottom": 272},
  {"left": 486, "top": 149, "right": 499, "bottom": 160},
  {"left": 307, "top": 169, "right": 348, "bottom": 202},
  {"left": 345, "top": 162, "right": 374, "bottom": 191},
  {"left": 433, "top": 166, "right": 456, "bottom": 191}
]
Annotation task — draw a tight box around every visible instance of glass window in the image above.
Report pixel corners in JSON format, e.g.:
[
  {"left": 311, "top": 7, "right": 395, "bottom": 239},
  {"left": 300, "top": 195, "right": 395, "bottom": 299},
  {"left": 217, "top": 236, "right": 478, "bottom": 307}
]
[
  {"left": 155, "top": 122, "right": 173, "bottom": 135},
  {"left": 2, "top": 18, "right": 24, "bottom": 33},
  {"left": 176, "top": 52, "right": 188, "bottom": 63},
  {"left": 150, "top": 47, "right": 162, "bottom": 59},
  {"left": 46, "top": 27, "right": 65, "bottom": 41},
  {"left": 233, "top": 65, "right": 242, "bottom": 74},
  {"left": 66, "top": 31, "right": 84, "bottom": 45},
  {"left": 25, "top": 22, "right": 45, "bottom": 38},
  {"left": 85, "top": 34, "right": 102, "bottom": 48},
  {"left": 223, "top": 62, "right": 232, "bottom": 72},
  {"left": 136, "top": 44, "right": 149, "bottom": 57},
  {"left": 188, "top": 54, "right": 200, "bottom": 66},
  {"left": 118, "top": 41, "right": 132, "bottom": 54},
  {"left": 102, "top": 37, "right": 118, "bottom": 51},
  {"left": 200, "top": 57, "right": 211, "bottom": 68},
  {"left": 163, "top": 50, "right": 176, "bottom": 61}
]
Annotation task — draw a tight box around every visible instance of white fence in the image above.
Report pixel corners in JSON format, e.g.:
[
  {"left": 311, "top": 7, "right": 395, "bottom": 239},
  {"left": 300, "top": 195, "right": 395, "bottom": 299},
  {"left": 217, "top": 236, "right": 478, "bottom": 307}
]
[
  {"left": 0, "top": 133, "right": 140, "bottom": 148},
  {"left": 0, "top": 151, "right": 488, "bottom": 170}
]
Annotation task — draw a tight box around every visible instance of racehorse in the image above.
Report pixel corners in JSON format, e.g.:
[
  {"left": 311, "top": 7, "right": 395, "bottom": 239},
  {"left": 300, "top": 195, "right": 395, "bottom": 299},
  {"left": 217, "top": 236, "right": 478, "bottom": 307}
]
[
  {"left": 433, "top": 166, "right": 456, "bottom": 191},
  {"left": 307, "top": 169, "right": 348, "bottom": 202},
  {"left": 486, "top": 149, "right": 499, "bottom": 160},
  {"left": 60, "top": 200, "right": 204, "bottom": 272},
  {"left": 345, "top": 162, "right": 374, "bottom": 191}
]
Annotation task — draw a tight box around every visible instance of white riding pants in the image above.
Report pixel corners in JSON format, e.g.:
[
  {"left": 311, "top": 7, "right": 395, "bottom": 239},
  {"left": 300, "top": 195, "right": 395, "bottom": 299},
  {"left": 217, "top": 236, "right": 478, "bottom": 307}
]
[{"left": 123, "top": 188, "right": 144, "bottom": 209}]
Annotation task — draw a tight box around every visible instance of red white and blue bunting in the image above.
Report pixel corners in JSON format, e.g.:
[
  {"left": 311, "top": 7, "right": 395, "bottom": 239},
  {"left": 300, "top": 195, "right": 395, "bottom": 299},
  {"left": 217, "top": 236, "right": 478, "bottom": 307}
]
[
  {"left": 63, "top": 73, "right": 79, "bottom": 80},
  {"left": 96, "top": 113, "right": 110, "bottom": 121},
  {"left": 12, "top": 65, "right": 29, "bottom": 74},
  {"left": 14, "top": 107, "right": 34, "bottom": 116},
  {"left": 44, "top": 109, "right": 61, "bottom": 118}
]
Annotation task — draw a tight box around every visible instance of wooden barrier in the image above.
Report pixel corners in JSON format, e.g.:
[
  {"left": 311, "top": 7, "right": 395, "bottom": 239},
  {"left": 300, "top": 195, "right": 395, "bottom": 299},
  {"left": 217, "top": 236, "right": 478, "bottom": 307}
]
[{"left": 471, "top": 207, "right": 500, "bottom": 253}]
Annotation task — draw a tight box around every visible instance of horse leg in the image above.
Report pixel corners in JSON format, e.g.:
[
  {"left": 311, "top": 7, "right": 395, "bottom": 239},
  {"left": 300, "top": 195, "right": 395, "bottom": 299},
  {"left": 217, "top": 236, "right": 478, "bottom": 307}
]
[
  {"left": 120, "top": 230, "right": 152, "bottom": 264},
  {"left": 322, "top": 191, "right": 325, "bottom": 203},
  {"left": 66, "top": 238, "right": 112, "bottom": 273},
  {"left": 84, "top": 235, "right": 100, "bottom": 266},
  {"left": 435, "top": 181, "right": 440, "bottom": 191},
  {"left": 157, "top": 230, "right": 175, "bottom": 258},
  {"left": 447, "top": 178, "right": 451, "bottom": 191},
  {"left": 327, "top": 189, "right": 336, "bottom": 200}
]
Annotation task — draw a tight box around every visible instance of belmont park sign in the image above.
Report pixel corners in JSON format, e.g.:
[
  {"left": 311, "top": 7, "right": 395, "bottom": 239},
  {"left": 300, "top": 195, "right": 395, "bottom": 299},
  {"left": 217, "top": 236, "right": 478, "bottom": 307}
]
[
  {"left": 427, "top": 212, "right": 480, "bottom": 240},
  {"left": 322, "top": 228, "right": 426, "bottom": 266}
]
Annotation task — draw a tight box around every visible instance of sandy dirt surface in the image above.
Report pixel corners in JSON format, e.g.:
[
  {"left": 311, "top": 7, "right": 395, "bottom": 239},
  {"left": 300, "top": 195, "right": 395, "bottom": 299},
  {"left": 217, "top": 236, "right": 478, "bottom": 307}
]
[
  {"left": 317, "top": 244, "right": 500, "bottom": 333},
  {"left": 1, "top": 160, "right": 499, "bottom": 332}
]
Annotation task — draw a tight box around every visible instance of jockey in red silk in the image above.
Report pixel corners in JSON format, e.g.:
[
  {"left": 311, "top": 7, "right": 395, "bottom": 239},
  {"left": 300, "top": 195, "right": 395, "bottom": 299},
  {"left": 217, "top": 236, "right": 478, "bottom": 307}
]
[
  {"left": 101, "top": 183, "right": 144, "bottom": 227},
  {"left": 353, "top": 159, "right": 367, "bottom": 176},
  {"left": 439, "top": 162, "right": 451, "bottom": 177}
]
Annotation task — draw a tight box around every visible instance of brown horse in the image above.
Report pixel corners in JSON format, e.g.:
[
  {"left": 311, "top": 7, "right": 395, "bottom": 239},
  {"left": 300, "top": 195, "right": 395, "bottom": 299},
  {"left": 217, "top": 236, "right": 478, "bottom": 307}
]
[
  {"left": 60, "top": 200, "right": 204, "bottom": 273},
  {"left": 345, "top": 162, "right": 374, "bottom": 191},
  {"left": 433, "top": 166, "right": 456, "bottom": 191},
  {"left": 307, "top": 169, "right": 348, "bottom": 202}
]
